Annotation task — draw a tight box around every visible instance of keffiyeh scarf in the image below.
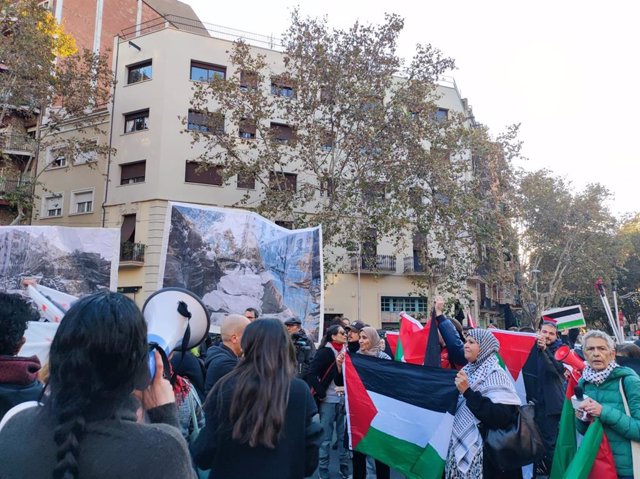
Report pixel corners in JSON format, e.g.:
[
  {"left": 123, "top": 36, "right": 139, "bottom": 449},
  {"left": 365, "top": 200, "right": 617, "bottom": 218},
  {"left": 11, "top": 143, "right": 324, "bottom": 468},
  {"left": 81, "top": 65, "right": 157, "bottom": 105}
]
[
  {"left": 449, "top": 329, "right": 520, "bottom": 477},
  {"left": 582, "top": 361, "right": 619, "bottom": 385}
]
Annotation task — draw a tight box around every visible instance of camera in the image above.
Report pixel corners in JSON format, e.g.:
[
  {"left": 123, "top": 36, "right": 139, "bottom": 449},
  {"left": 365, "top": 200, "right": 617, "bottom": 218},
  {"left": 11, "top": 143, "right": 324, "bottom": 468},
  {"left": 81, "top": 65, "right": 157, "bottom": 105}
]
[{"left": 292, "top": 331, "right": 311, "bottom": 351}]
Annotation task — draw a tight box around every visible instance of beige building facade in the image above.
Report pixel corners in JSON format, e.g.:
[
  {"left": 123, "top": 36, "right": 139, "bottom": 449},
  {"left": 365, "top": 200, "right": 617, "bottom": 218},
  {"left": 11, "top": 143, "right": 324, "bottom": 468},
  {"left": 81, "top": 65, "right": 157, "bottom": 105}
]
[{"left": 34, "top": 17, "right": 495, "bottom": 328}]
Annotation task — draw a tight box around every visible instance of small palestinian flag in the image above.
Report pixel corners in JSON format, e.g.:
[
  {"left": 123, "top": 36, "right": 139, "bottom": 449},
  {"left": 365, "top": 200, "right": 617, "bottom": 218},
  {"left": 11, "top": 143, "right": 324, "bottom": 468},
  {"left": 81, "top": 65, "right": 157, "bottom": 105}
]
[
  {"left": 541, "top": 305, "right": 586, "bottom": 331},
  {"left": 344, "top": 353, "right": 459, "bottom": 479},
  {"left": 491, "top": 330, "right": 538, "bottom": 403},
  {"left": 393, "top": 312, "right": 430, "bottom": 365}
]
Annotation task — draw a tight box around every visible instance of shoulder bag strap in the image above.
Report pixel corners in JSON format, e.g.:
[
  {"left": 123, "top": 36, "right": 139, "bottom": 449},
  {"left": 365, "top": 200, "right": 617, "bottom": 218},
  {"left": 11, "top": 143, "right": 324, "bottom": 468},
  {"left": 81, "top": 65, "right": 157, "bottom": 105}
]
[
  {"left": 188, "top": 387, "right": 202, "bottom": 436},
  {"left": 619, "top": 377, "right": 640, "bottom": 477}
]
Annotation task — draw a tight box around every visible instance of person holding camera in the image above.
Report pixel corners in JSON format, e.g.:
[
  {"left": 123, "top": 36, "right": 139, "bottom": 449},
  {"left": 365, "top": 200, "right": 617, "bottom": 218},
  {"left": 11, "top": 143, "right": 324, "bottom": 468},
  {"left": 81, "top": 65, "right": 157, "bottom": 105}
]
[{"left": 284, "top": 317, "right": 316, "bottom": 377}]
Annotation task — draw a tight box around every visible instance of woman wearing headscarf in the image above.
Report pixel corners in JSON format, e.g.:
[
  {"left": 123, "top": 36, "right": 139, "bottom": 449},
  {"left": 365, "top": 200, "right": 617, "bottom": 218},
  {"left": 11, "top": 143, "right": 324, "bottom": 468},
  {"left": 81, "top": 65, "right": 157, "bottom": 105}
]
[
  {"left": 445, "top": 329, "right": 522, "bottom": 479},
  {"left": 350, "top": 326, "right": 391, "bottom": 479},
  {"left": 576, "top": 330, "right": 640, "bottom": 479}
]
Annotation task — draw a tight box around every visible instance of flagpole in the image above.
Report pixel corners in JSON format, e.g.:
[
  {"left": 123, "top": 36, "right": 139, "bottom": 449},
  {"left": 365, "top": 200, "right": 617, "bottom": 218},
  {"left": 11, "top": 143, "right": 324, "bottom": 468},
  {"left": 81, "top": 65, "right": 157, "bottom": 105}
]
[
  {"left": 595, "top": 278, "right": 623, "bottom": 343},
  {"left": 613, "top": 280, "right": 622, "bottom": 340}
]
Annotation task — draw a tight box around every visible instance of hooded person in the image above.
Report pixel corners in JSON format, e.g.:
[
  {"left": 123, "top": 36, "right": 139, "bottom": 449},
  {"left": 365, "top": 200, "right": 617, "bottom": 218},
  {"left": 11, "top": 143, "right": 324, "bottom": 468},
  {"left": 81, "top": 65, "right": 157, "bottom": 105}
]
[
  {"left": 446, "top": 328, "right": 522, "bottom": 479},
  {"left": 0, "top": 293, "right": 43, "bottom": 421}
]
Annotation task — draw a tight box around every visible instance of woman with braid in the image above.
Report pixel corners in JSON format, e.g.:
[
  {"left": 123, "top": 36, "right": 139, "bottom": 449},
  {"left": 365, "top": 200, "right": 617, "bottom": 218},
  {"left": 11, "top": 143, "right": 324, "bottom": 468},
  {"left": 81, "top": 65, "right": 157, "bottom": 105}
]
[{"left": 0, "top": 291, "right": 195, "bottom": 479}]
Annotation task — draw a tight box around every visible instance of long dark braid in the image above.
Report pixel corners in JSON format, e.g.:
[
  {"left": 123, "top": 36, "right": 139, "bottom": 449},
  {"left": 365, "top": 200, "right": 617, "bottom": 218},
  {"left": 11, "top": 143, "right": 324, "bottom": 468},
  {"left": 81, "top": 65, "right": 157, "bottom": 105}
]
[{"left": 47, "top": 291, "right": 148, "bottom": 479}]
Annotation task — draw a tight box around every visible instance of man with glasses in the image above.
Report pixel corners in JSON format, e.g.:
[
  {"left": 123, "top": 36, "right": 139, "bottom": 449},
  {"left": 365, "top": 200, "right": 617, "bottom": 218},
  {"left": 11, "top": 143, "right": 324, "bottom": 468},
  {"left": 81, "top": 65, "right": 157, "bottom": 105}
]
[{"left": 243, "top": 307, "right": 259, "bottom": 322}]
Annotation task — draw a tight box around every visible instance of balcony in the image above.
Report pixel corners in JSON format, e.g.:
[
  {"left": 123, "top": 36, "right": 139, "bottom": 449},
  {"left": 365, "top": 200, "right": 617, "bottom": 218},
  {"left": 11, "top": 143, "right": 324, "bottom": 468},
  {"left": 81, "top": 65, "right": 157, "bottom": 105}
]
[
  {"left": 119, "top": 242, "right": 146, "bottom": 267},
  {"left": 0, "top": 177, "right": 31, "bottom": 202},
  {"left": 347, "top": 254, "right": 396, "bottom": 273},
  {"left": 403, "top": 256, "right": 445, "bottom": 276},
  {"left": 0, "top": 133, "right": 36, "bottom": 156}
]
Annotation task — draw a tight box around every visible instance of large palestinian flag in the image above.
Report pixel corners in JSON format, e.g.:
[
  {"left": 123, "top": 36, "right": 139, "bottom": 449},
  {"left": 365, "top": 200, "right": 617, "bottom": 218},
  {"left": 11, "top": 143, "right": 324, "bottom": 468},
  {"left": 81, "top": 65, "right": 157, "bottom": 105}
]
[{"left": 344, "top": 353, "right": 459, "bottom": 479}]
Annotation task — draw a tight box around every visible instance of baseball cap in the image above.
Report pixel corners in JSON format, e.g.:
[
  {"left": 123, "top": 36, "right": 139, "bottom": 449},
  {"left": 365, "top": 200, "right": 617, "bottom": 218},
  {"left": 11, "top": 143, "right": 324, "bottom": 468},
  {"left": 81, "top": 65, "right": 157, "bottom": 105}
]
[{"left": 346, "top": 320, "right": 366, "bottom": 332}]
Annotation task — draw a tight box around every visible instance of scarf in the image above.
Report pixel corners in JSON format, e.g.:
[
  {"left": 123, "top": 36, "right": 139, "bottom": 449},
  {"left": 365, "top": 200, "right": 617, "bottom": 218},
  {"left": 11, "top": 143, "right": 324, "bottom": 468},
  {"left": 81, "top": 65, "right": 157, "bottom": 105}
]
[
  {"left": 450, "top": 329, "right": 520, "bottom": 476},
  {"left": 359, "top": 327, "right": 383, "bottom": 357},
  {"left": 583, "top": 361, "right": 619, "bottom": 385},
  {"left": 0, "top": 355, "right": 41, "bottom": 385},
  {"left": 329, "top": 341, "right": 344, "bottom": 353}
]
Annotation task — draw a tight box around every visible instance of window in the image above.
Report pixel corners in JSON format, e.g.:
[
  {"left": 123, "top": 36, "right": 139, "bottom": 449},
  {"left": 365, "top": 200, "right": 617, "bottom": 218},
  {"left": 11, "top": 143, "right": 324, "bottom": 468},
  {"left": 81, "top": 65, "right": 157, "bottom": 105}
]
[
  {"left": 270, "top": 123, "right": 295, "bottom": 144},
  {"left": 72, "top": 190, "right": 93, "bottom": 214},
  {"left": 121, "top": 214, "right": 136, "bottom": 243},
  {"left": 124, "top": 109, "right": 149, "bottom": 133},
  {"left": 127, "top": 60, "right": 152, "bottom": 84},
  {"left": 239, "top": 118, "right": 256, "bottom": 139},
  {"left": 239, "top": 70, "right": 258, "bottom": 91},
  {"left": 321, "top": 131, "right": 334, "bottom": 152},
  {"left": 381, "top": 296, "right": 428, "bottom": 313},
  {"left": 319, "top": 177, "right": 336, "bottom": 197},
  {"left": 237, "top": 172, "right": 255, "bottom": 189},
  {"left": 435, "top": 108, "right": 449, "bottom": 122},
  {"left": 271, "top": 76, "right": 295, "bottom": 98},
  {"left": 185, "top": 161, "right": 223, "bottom": 186},
  {"left": 75, "top": 141, "right": 98, "bottom": 164},
  {"left": 47, "top": 148, "right": 67, "bottom": 168},
  {"left": 269, "top": 172, "right": 297, "bottom": 192},
  {"left": 121, "top": 161, "right": 146, "bottom": 185},
  {"left": 43, "top": 193, "right": 63, "bottom": 217},
  {"left": 190, "top": 61, "right": 226, "bottom": 82},
  {"left": 187, "top": 110, "right": 224, "bottom": 133}
]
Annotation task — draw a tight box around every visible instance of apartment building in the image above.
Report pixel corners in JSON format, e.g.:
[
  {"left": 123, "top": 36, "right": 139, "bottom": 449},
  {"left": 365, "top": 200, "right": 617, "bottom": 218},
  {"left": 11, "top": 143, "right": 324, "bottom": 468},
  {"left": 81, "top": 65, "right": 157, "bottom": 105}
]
[{"left": 33, "top": 13, "right": 514, "bottom": 328}]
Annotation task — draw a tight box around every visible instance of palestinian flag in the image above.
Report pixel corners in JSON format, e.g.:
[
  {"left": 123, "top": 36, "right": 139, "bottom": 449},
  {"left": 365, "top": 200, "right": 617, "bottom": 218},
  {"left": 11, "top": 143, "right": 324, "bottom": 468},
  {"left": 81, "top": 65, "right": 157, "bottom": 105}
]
[
  {"left": 393, "top": 312, "right": 430, "bottom": 365},
  {"left": 491, "top": 330, "right": 538, "bottom": 403},
  {"left": 541, "top": 305, "right": 586, "bottom": 331},
  {"left": 344, "top": 353, "right": 459, "bottom": 479}
]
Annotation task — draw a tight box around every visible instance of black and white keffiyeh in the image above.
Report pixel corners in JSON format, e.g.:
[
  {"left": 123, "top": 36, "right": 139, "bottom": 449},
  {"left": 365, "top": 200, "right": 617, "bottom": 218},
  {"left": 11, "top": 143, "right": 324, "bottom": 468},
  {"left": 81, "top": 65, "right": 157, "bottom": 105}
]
[
  {"left": 582, "top": 361, "right": 619, "bottom": 385},
  {"left": 449, "top": 329, "right": 520, "bottom": 477}
]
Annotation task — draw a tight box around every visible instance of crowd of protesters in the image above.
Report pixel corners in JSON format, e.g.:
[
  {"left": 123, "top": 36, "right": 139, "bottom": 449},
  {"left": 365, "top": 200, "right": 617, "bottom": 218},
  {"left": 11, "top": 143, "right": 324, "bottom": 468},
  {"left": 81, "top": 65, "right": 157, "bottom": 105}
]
[{"left": 0, "top": 289, "right": 640, "bottom": 479}]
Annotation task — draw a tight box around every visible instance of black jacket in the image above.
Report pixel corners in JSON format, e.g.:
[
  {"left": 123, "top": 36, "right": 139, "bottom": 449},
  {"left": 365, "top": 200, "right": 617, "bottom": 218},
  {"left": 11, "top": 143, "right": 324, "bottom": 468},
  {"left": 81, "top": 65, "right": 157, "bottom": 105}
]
[
  {"left": 304, "top": 346, "right": 343, "bottom": 401},
  {"left": 171, "top": 351, "right": 206, "bottom": 401},
  {"left": 0, "top": 398, "right": 195, "bottom": 479},
  {"left": 463, "top": 388, "right": 522, "bottom": 479},
  {"left": 534, "top": 339, "right": 566, "bottom": 416},
  {"left": 0, "top": 355, "right": 43, "bottom": 421},
  {"left": 191, "top": 377, "right": 322, "bottom": 479},
  {"left": 204, "top": 344, "right": 239, "bottom": 396},
  {"left": 291, "top": 329, "right": 316, "bottom": 377}
]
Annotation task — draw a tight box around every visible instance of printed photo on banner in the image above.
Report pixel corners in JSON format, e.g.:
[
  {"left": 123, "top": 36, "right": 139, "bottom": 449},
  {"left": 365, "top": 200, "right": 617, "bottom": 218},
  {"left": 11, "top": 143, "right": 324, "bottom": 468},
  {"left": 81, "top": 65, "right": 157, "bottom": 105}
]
[
  {"left": 0, "top": 225, "right": 120, "bottom": 298},
  {"left": 158, "top": 202, "right": 323, "bottom": 342}
]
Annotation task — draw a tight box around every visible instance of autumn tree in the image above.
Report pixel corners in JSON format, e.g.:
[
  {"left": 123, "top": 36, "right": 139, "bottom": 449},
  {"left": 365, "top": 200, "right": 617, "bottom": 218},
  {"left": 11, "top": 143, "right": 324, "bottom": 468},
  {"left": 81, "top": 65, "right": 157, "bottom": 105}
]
[
  {"left": 0, "top": 0, "right": 113, "bottom": 224},
  {"left": 615, "top": 214, "right": 640, "bottom": 325},
  {"left": 187, "top": 11, "right": 515, "bottom": 299},
  {"left": 514, "top": 169, "right": 619, "bottom": 326}
]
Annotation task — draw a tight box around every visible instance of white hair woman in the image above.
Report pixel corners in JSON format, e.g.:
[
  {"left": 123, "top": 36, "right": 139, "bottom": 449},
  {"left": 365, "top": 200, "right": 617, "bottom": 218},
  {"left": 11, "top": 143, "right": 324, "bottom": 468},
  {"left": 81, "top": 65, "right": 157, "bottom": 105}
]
[
  {"left": 445, "top": 328, "right": 522, "bottom": 479},
  {"left": 576, "top": 330, "right": 640, "bottom": 479}
]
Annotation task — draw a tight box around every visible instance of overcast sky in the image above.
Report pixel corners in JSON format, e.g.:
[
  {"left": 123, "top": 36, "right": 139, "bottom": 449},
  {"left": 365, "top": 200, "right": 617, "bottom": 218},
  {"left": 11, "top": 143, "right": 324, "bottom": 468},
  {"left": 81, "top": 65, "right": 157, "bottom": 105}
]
[{"left": 184, "top": 0, "right": 639, "bottom": 218}]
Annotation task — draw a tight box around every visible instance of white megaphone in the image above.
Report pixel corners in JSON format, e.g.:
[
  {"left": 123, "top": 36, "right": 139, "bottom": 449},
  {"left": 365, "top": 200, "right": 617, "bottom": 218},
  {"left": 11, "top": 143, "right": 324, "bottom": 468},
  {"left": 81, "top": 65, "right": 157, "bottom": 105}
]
[{"left": 142, "top": 287, "right": 210, "bottom": 378}]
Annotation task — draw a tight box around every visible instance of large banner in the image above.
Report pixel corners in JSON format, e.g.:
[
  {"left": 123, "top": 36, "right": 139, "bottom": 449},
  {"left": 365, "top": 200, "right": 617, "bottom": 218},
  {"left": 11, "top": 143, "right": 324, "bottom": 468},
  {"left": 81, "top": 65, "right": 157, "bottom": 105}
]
[
  {"left": 0, "top": 226, "right": 119, "bottom": 296},
  {"left": 159, "top": 202, "right": 323, "bottom": 341}
]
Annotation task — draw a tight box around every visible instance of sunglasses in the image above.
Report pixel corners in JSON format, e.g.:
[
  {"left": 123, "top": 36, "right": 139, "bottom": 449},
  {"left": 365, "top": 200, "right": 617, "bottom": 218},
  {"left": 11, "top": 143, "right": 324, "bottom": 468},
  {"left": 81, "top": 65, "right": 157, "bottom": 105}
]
[{"left": 336, "top": 330, "right": 347, "bottom": 336}]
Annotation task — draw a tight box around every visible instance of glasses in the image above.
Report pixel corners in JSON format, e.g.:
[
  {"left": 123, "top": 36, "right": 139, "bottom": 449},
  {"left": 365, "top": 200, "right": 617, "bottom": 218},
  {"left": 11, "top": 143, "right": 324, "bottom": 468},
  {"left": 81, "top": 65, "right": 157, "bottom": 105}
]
[{"left": 336, "top": 331, "right": 347, "bottom": 336}]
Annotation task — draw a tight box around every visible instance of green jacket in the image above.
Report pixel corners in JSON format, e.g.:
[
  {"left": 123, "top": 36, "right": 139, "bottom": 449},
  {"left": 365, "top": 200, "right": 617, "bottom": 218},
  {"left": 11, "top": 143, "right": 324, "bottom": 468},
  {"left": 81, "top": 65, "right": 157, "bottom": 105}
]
[{"left": 576, "top": 366, "right": 640, "bottom": 477}]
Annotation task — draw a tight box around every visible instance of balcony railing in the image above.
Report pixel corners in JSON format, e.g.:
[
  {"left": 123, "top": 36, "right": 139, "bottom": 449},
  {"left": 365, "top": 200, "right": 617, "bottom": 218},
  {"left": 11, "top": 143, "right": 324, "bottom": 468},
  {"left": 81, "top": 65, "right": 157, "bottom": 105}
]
[
  {"left": 0, "top": 177, "right": 30, "bottom": 197},
  {"left": 403, "top": 256, "right": 445, "bottom": 276},
  {"left": 120, "top": 242, "right": 146, "bottom": 264},
  {"left": 0, "top": 133, "right": 36, "bottom": 155},
  {"left": 347, "top": 254, "right": 396, "bottom": 273}
]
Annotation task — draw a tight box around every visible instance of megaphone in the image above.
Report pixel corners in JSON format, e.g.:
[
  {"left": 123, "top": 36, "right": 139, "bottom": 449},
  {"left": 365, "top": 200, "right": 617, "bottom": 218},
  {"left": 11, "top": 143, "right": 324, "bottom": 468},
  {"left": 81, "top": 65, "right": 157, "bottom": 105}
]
[
  {"left": 554, "top": 344, "right": 585, "bottom": 380},
  {"left": 143, "top": 287, "right": 210, "bottom": 378}
]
